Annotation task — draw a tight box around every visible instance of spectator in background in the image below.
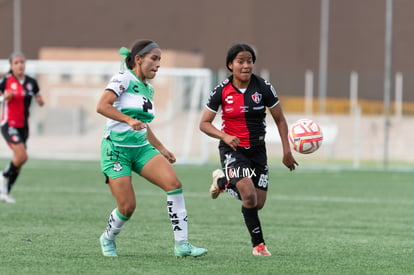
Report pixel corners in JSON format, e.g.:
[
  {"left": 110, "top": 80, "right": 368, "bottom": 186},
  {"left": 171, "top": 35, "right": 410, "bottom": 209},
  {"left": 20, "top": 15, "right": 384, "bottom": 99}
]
[{"left": 0, "top": 52, "right": 44, "bottom": 203}]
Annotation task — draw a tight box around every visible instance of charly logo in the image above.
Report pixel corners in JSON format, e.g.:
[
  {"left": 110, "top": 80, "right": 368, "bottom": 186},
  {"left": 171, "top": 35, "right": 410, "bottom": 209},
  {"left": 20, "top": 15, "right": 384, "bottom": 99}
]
[
  {"left": 113, "top": 162, "right": 122, "bottom": 172},
  {"left": 224, "top": 95, "right": 234, "bottom": 104}
]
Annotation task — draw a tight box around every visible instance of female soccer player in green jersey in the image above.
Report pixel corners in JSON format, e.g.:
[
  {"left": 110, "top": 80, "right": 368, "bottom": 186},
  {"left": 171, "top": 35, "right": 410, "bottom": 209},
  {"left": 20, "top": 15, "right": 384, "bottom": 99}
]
[{"left": 96, "top": 39, "right": 207, "bottom": 258}]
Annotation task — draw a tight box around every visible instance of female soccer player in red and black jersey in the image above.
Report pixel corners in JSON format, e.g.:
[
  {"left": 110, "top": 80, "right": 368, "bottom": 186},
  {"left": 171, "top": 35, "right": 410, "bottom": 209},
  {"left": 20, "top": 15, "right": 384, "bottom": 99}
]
[
  {"left": 0, "top": 52, "right": 44, "bottom": 203},
  {"left": 199, "top": 43, "right": 298, "bottom": 256}
]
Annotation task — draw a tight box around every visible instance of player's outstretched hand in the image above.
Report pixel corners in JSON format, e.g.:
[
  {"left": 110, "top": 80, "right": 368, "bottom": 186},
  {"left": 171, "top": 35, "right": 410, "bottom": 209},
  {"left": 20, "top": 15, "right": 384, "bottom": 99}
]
[{"left": 283, "top": 152, "right": 298, "bottom": 171}]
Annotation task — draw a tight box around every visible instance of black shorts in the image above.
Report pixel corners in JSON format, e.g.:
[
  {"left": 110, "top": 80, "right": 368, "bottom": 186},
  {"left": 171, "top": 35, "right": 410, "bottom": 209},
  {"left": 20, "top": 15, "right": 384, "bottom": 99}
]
[
  {"left": 218, "top": 142, "right": 269, "bottom": 191},
  {"left": 1, "top": 123, "right": 29, "bottom": 145}
]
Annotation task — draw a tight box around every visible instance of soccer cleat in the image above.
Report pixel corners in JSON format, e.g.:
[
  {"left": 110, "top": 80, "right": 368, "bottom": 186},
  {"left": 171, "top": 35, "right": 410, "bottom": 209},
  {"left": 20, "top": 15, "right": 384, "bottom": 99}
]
[
  {"left": 210, "top": 169, "right": 225, "bottom": 199},
  {"left": 252, "top": 243, "right": 271, "bottom": 256},
  {"left": 174, "top": 241, "right": 207, "bottom": 257},
  {"left": 100, "top": 233, "right": 117, "bottom": 257},
  {"left": 0, "top": 193, "right": 16, "bottom": 203}
]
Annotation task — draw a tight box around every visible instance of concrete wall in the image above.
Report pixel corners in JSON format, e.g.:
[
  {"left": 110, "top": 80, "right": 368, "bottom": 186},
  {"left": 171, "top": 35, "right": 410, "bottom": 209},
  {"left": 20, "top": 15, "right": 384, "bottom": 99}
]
[{"left": 2, "top": 0, "right": 414, "bottom": 101}]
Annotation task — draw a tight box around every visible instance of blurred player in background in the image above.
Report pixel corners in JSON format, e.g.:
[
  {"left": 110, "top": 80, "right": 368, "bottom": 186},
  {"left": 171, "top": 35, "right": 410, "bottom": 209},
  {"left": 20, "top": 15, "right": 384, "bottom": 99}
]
[
  {"left": 96, "top": 39, "right": 207, "bottom": 258},
  {"left": 199, "top": 43, "right": 298, "bottom": 256},
  {"left": 0, "top": 52, "right": 44, "bottom": 203}
]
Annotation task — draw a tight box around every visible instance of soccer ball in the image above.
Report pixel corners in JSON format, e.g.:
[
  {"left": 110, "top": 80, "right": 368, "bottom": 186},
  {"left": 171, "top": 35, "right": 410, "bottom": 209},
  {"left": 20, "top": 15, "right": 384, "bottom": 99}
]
[{"left": 288, "top": 119, "right": 323, "bottom": 154}]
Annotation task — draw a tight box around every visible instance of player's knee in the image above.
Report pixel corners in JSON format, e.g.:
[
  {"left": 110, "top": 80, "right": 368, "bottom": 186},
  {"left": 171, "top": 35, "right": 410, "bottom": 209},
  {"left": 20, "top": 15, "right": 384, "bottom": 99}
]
[
  {"left": 166, "top": 179, "right": 182, "bottom": 191},
  {"left": 15, "top": 152, "right": 28, "bottom": 166},
  {"left": 256, "top": 201, "right": 265, "bottom": 210},
  {"left": 256, "top": 194, "right": 267, "bottom": 210},
  {"left": 241, "top": 192, "right": 257, "bottom": 208},
  {"left": 118, "top": 202, "right": 136, "bottom": 217},
  {"left": 20, "top": 154, "right": 28, "bottom": 164}
]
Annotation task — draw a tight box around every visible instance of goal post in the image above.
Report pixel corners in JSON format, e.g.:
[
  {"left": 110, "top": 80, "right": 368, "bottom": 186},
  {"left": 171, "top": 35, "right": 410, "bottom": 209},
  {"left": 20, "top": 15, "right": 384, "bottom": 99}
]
[{"left": 149, "top": 67, "right": 213, "bottom": 164}]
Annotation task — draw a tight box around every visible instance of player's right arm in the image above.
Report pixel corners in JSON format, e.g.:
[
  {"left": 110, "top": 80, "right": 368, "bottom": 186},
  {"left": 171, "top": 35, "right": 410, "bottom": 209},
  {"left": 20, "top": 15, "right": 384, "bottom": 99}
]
[
  {"left": 199, "top": 107, "right": 240, "bottom": 151},
  {"left": 0, "top": 76, "right": 12, "bottom": 101},
  {"left": 96, "top": 89, "right": 147, "bottom": 131}
]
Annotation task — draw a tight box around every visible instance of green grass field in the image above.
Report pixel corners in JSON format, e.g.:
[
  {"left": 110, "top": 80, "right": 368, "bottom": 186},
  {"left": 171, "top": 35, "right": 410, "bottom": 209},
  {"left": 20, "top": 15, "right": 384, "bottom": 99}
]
[{"left": 0, "top": 159, "right": 413, "bottom": 274}]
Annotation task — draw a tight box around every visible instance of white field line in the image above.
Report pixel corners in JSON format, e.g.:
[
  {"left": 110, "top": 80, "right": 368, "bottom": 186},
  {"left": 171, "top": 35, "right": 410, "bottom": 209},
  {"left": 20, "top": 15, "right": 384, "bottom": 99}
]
[
  {"left": 267, "top": 194, "right": 414, "bottom": 205},
  {"left": 16, "top": 187, "right": 414, "bottom": 206}
]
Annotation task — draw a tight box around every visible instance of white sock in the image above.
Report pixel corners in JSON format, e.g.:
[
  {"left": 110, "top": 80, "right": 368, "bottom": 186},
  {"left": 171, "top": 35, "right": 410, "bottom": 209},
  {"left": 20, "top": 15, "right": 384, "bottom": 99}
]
[
  {"left": 166, "top": 189, "right": 188, "bottom": 243},
  {"left": 104, "top": 208, "right": 130, "bottom": 240},
  {"left": 0, "top": 177, "right": 7, "bottom": 194}
]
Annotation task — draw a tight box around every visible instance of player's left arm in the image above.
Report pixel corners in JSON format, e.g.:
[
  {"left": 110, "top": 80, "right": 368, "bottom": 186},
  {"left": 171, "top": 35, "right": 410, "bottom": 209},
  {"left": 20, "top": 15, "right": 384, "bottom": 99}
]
[
  {"left": 269, "top": 104, "right": 298, "bottom": 171},
  {"left": 35, "top": 94, "right": 45, "bottom": 106},
  {"left": 33, "top": 80, "right": 44, "bottom": 106},
  {"left": 146, "top": 125, "right": 176, "bottom": 163}
]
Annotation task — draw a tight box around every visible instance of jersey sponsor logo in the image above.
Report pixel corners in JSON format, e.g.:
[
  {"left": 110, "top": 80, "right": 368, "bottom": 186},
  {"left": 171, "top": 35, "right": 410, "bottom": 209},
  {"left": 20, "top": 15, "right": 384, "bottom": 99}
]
[
  {"left": 11, "top": 83, "right": 17, "bottom": 90},
  {"left": 223, "top": 153, "right": 257, "bottom": 180},
  {"left": 239, "top": 106, "right": 249, "bottom": 113},
  {"left": 225, "top": 167, "right": 256, "bottom": 180},
  {"left": 224, "top": 95, "right": 234, "bottom": 104},
  {"left": 119, "top": 85, "right": 125, "bottom": 91},
  {"left": 224, "top": 107, "right": 233, "bottom": 113},
  {"left": 110, "top": 78, "right": 122, "bottom": 83},
  {"left": 251, "top": 92, "right": 262, "bottom": 104},
  {"left": 253, "top": 106, "right": 265, "bottom": 110}
]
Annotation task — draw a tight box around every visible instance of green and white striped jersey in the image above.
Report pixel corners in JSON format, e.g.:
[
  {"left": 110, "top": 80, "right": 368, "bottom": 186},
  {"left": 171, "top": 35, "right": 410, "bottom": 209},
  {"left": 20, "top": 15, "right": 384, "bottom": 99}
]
[{"left": 103, "top": 69, "right": 155, "bottom": 147}]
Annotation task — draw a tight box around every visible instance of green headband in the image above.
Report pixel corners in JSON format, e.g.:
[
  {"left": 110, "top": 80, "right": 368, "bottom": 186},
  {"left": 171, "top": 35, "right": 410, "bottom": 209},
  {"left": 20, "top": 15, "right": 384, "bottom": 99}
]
[
  {"left": 137, "top": 42, "right": 159, "bottom": 56},
  {"left": 119, "top": 42, "right": 159, "bottom": 57}
]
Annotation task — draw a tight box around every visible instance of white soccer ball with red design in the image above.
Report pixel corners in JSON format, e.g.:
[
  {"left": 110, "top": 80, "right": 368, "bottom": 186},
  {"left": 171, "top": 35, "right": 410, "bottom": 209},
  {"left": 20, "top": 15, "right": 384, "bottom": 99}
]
[{"left": 288, "top": 119, "right": 323, "bottom": 154}]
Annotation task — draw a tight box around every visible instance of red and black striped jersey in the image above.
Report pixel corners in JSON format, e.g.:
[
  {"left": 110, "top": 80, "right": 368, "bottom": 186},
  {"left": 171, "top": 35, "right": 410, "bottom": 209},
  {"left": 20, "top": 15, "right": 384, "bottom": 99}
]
[
  {"left": 206, "top": 74, "right": 279, "bottom": 147},
  {"left": 0, "top": 73, "right": 40, "bottom": 127}
]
